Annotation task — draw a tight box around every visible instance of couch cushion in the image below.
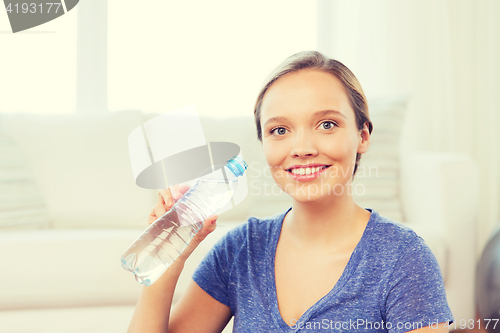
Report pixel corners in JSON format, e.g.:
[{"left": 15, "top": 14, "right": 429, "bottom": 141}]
[
  {"left": 352, "top": 96, "right": 408, "bottom": 222},
  {"left": 3, "top": 110, "right": 155, "bottom": 228}
]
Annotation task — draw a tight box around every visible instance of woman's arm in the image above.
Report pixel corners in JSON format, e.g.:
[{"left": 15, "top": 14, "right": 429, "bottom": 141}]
[
  {"left": 127, "top": 186, "right": 231, "bottom": 333},
  {"left": 127, "top": 256, "right": 185, "bottom": 332},
  {"left": 169, "top": 279, "right": 233, "bottom": 332},
  {"left": 127, "top": 253, "right": 232, "bottom": 333}
]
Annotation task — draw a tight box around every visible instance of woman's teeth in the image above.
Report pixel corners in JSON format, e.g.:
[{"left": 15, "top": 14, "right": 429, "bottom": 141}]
[{"left": 289, "top": 166, "right": 327, "bottom": 175}]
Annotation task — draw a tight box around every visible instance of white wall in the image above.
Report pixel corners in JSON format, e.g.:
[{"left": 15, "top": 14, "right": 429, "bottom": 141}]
[{"left": 318, "top": 0, "right": 500, "bottom": 256}]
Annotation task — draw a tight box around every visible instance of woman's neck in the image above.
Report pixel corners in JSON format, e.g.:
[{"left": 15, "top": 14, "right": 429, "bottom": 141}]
[{"left": 282, "top": 193, "right": 370, "bottom": 253}]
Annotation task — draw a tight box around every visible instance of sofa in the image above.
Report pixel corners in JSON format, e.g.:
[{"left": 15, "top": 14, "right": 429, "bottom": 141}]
[{"left": 0, "top": 100, "right": 479, "bottom": 332}]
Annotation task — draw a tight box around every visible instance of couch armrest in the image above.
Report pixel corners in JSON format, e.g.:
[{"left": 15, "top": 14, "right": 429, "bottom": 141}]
[{"left": 400, "top": 151, "right": 479, "bottom": 323}]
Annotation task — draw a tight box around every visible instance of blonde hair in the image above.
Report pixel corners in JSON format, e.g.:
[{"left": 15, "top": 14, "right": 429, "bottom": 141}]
[{"left": 253, "top": 50, "right": 373, "bottom": 178}]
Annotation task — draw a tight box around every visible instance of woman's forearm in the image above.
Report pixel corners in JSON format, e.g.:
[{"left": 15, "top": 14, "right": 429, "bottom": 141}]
[{"left": 127, "top": 260, "right": 186, "bottom": 333}]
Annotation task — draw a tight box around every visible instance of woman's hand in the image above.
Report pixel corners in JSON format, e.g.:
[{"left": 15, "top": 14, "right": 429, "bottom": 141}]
[{"left": 148, "top": 184, "right": 218, "bottom": 264}]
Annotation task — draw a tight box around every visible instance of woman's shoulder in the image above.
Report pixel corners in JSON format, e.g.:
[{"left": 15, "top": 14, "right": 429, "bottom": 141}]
[
  {"left": 370, "top": 210, "right": 416, "bottom": 238},
  {"left": 366, "top": 209, "right": 429, "bottom": 257},
  {"left": 206, "top": 210, "right": 286, "bottom": 263}
]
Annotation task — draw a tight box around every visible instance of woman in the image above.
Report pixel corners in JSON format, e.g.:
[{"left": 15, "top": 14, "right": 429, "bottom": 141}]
[{"left": 127, "top": 51, "right": 453, "bottom": 332}]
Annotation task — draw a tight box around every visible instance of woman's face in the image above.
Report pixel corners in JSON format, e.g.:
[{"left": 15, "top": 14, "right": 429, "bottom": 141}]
[{"left": 260, "top": 69, "right": 369, "bottom": 203}]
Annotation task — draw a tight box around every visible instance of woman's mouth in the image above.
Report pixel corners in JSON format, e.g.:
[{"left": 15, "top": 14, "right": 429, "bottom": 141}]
[{"left": 285, "top": 165, "right": 331, "bottom": 181}]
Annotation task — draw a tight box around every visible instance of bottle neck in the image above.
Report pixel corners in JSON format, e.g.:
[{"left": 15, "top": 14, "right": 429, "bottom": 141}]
[{"left": 225, "top": 156, "right": 247, "bottom": 177}]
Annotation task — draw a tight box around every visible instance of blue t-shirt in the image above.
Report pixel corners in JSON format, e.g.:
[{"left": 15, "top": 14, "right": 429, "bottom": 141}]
[{"left": 192, "top": 208, "right": 454, "bottom": 332}]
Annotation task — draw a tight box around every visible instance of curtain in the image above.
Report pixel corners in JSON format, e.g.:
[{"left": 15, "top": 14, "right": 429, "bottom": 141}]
[{"left": 318, "top": 0, "right": 500, "bottom": 256}]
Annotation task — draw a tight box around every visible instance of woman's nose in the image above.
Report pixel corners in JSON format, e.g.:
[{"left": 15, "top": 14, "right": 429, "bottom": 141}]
[{"left": 290, "top": 132, "right": 318, "bottom": 158}]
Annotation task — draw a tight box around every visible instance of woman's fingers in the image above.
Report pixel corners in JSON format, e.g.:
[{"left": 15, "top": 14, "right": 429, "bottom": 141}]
[
  {"left": 149, "top": 186, "right": 218, "bottom": 263},
  {"left": 195, "top": 214, "right": 218, "bottom": 242},
  {"left": 145, "top": 184, "right": 216, "bottom": 264},
  {"left": 149, "top": 185, "right": 191, "bottom": 225},
  {"left": 148, "top": 203, "right": 164, "bottom": 225},
  {"left": 147, "top": 190, "right": 171, "bottom": 225},
  {"left": 154, "top": 202, "right": 167, "bottom": 218},
  {"left": 158, "top": 188, "right": 174, "bottom": 207},
  {"left": 177, "top": 215, "right": 218, "bottom": 262},
  {"left": 159, "top": 184, "right": 190, "bottom": 205},
  {"left": 170, "top": 184, "right": 191, "bottom": 203}
]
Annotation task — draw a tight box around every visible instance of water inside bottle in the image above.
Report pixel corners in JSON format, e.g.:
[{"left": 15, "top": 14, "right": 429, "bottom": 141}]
[{"left": 121, "top": 209, "right": 204, "bottom": 286}]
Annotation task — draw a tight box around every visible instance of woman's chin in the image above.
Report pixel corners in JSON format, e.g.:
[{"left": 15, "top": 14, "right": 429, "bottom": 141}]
[
  {"left": 287, "top": 191, "right": 330, "bottom": 204},
  {"left": 280, "top": 179, "right": 350, "bottom": 198}
]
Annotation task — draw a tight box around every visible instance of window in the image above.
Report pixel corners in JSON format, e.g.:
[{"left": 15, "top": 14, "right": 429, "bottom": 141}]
[
  {"left": 0, "top": 6, "right": 77, "bottom": 114},
  {"left": 107, "top": 1, "right": 317, "bottom": 117}
]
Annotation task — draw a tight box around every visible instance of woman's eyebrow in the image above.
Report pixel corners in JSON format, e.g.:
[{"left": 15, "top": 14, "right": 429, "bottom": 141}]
[
  {"left": 263, "top": 116, "right": 288, "bottom": 127},
  {"left": 263, "top": 109, "right": 346, "bottom": 127},
  {"left": 314, "top": 109, "right": 347, "bottom": 119}
]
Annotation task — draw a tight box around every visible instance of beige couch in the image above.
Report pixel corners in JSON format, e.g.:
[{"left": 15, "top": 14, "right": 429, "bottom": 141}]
[{"left": 0, "top": 101, "right": 478, "bottom": 332}]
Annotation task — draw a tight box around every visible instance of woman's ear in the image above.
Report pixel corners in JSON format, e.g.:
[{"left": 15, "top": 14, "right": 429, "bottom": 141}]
[{"left": 357, "top": 122, "right": 371, "bottom": 154}]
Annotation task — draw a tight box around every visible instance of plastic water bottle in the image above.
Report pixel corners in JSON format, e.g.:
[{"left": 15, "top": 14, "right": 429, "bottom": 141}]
[{"left": 121, "top": 155, "right": 247, "bottom": 286}]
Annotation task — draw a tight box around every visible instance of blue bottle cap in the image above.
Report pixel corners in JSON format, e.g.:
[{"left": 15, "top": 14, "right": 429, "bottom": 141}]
[{"left": 226, "top": 155, "right": 247, "bottom": 177}]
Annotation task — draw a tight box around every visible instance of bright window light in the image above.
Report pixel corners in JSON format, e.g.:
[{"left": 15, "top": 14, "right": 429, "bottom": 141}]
[
  {"left": 108, "top": 1, "right": 317, "bottom": 117},
  {"left": 0, "top": 6, "right": 77, "bottom": 114}
]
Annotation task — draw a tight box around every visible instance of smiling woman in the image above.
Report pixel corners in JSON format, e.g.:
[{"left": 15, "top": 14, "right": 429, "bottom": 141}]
[{"left": 127, "top": 51, "right": 454, "bottom": 333}]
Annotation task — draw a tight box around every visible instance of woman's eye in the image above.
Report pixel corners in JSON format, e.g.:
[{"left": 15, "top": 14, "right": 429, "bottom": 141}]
[
  {"left": 270, "top": 127, "right": 288, "bottom": 136},
  {"left": 320, "top": 121, "right": 337, "bottom": 130}
]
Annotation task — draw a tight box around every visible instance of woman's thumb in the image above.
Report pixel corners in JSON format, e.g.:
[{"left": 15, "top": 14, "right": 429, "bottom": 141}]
[{"left": 198, "top": 214, "right": 218, "bottom": 239}]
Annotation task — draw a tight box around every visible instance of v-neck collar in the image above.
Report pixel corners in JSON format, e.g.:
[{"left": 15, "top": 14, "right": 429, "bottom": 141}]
[{"left": 266, "top": 207, "right": 376, "bottom": 332}]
